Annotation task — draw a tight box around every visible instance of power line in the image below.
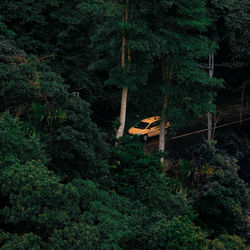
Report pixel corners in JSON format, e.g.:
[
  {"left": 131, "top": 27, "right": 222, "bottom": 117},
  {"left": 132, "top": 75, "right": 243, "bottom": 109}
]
[
  {"left": 198, "top": 62, "right": 248, "bottom": 69},
  {"left": 170, "top": 117, "right": 250, "bottom": 140}
]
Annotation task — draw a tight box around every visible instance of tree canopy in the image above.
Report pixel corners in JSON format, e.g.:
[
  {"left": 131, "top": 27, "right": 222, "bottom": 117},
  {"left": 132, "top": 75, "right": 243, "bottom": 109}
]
[{"left": 0, "top": 1, "right": 249, "bottom": 248}]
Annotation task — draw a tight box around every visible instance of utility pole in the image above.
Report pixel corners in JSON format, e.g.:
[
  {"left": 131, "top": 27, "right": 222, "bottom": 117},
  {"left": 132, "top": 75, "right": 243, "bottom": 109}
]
[{"left": 207, "top": 53, "right": 214, "bottom": 140}]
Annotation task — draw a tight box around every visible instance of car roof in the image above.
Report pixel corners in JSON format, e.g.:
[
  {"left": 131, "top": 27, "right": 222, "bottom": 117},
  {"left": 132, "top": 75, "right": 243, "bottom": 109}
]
[{"left": 141, "top": 116, "right": 160, "bottom": 123}]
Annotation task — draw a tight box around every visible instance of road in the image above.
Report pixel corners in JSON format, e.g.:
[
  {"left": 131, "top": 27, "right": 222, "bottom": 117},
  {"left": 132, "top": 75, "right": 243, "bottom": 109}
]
[{"left": 144, "top": 116, "right": 250, "bottom": 154}]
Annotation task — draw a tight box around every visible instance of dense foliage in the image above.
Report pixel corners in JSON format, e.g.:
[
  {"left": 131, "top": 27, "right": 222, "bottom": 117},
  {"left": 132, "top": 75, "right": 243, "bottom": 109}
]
[{"left": 0, "top": 1, "right": 249, "bottom": 249}]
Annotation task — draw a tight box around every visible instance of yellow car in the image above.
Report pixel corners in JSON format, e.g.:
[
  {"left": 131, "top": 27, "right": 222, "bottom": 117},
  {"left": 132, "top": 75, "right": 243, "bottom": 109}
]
[{"left": 128, "top": 116, "right": 170, "bottom": 141}]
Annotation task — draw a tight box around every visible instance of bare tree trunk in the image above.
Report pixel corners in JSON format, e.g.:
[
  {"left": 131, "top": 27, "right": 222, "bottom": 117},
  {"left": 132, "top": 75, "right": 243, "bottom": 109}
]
[
  {"left": 116, "top": 0, "right": 129, "bottom": 139},
  {"left": 159, "top": 94, "right": 168, "bottom": 152},
  {"left": 116, "top": 88, "right": 128, "bottom": 138},
  {"left": 207, "top": 53, "right": 214, "bottom": 140},
  {"left": 207, "top": 112, "right": 213, "bottom": 140},
  {"left": 212, "top": 111, "right": 222, "bottom": 139},
  {"left": 159, "top": 57, "right": 171, "bottom": 164}
]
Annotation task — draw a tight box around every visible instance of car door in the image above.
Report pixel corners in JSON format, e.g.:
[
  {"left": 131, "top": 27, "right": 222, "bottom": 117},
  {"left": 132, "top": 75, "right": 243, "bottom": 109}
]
[{"left": 147, "top": 120, "right": 161, "bottom": 137}]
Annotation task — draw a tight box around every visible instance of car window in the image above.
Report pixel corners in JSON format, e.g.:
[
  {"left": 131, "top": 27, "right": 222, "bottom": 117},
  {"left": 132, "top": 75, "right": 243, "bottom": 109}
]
[
  {"left": 134, "top": 121, "right": 149, "bottom": 129},
  {"left": 148, "top": 120, "right": 161, "bottom": 129}
]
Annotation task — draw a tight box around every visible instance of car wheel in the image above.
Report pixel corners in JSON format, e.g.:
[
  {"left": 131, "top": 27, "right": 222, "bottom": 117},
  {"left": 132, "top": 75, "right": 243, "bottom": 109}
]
[{"left": 142, "top": 134, "right": 148, "bottom": 141}]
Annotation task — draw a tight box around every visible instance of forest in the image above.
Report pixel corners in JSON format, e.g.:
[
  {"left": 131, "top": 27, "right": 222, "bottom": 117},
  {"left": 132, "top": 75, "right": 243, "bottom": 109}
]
[{"left": 0, "top": 0, "right": 249, "bottom": 249}]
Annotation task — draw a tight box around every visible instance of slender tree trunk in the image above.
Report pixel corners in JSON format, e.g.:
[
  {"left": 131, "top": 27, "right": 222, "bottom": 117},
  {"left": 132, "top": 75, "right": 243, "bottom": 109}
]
[
  {"left": 212, "top": 111, "right": 222, "bottom": 139},
  {"left": 116, "top": 0, "right": 129, "bottom": 139},
  {"left": 159, "top": 58, "right": 171, "bottom": 161},
  {"left": 159, "top": 94, "right": 168, "bottom": 152},
  {"left": 116, "top": 88, "right": 128, "bottom": 138},
  {"left": 207, "top": 112, "right": 212, "bottom": 140},
  {"left": 207, "top": 53, "right": 214, "bottom": 140}
]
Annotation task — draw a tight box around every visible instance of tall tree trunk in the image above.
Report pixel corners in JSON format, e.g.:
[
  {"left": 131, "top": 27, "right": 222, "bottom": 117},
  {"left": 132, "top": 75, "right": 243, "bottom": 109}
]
[
  {"left": 116, "top": 88, "right": 128, "bottom": 138},
  {"left": 159, "top": 58, "right": 171, "bottom": 159},
  {"left": 116, "top": 0, "right": 129, "bottom": 139},
  {"left": 207, "top": 112, "right": 212, "bottom": 140},
  {"left": 159, "top": 94, "right": 168, "bottom": 152},
  {"left": 207, "top": 53, "right": 214, "bottom": 140}
]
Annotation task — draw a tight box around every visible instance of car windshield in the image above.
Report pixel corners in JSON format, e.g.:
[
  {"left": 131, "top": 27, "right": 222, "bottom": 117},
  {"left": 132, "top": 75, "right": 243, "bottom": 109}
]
[{"left": 134, "top": 121, "right": 149, "bottom": 129}]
